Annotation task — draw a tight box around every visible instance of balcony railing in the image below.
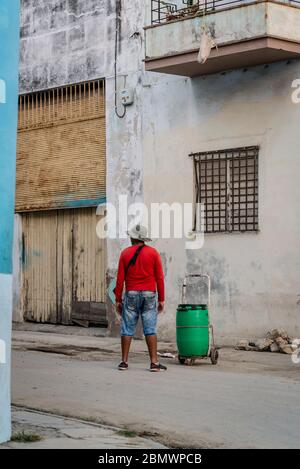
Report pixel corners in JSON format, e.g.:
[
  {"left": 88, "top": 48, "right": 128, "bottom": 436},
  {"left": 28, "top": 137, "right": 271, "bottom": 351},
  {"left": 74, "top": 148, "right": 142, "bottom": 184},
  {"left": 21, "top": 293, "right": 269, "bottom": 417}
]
[{"left": 150, "top": 0, "right": 300, "bottom": 25}]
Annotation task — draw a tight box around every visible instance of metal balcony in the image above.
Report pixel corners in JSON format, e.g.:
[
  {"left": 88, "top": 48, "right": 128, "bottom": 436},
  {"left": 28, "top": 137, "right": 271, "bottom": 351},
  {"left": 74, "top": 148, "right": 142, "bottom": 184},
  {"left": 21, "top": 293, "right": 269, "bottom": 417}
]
[{"left": 145, "top": 0, "right": 300, "bottom": 76}]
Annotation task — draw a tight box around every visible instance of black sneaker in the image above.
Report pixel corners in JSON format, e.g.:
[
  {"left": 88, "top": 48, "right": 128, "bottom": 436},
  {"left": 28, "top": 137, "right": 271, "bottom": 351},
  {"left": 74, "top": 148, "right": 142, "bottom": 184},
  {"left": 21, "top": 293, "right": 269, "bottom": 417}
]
[
  {"left": 118, "top": 361, "right": 128, "bottom": 371},
  {"left": 150, "top": 362, "right": 167, "bottom": 372}
]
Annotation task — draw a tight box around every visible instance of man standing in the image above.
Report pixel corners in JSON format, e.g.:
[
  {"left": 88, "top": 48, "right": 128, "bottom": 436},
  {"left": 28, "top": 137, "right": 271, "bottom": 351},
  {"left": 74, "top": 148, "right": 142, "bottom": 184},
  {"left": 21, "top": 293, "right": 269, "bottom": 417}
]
[{"left": 115, "top": 225, "right": 167, "bottom": 372}]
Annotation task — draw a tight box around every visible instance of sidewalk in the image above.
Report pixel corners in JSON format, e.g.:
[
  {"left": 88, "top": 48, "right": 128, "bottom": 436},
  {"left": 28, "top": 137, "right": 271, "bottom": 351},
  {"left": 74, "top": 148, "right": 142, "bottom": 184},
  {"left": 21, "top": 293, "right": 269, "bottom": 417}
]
[
  {"left": 12, "top": 325, "right": 176, "bottom": 357},
  {"left": 1, "top": 408, "right": 165, "bottom": 449},
  {"left": 12, "top": 327, "right": 298, "bottom": 378},
  {"left": 13, "top": 322, "right": 108, "bottom": 338}
]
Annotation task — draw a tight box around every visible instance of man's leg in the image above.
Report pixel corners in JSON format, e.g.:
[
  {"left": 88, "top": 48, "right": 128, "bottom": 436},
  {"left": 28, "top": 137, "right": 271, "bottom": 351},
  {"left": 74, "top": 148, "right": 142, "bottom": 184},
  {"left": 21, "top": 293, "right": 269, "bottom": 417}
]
[
  {"left": 119, "top": 292, "right": 139, "bottom": 369},
  {"left": 145, "top": 335, "right": 158, "bottom": 364},
  {"left": 141, "top": 292, "right": 159, "bottom": 364},
  {"left": 121, "top": 336, "right": 133, "bottom": 363},
  {"left": 142, "top": 292, "right": 167, "bottom": 371}
]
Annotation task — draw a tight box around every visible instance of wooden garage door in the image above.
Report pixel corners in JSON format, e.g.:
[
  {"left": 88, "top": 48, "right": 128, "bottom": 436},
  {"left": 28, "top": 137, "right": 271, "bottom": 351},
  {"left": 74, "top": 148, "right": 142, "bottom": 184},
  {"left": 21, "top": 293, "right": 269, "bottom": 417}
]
[
  {"left": 22, "top": 208, "right": 107, "bottom": 325},
  {"left": 16, "top": 80, "right": 106, "bottom": 212}
]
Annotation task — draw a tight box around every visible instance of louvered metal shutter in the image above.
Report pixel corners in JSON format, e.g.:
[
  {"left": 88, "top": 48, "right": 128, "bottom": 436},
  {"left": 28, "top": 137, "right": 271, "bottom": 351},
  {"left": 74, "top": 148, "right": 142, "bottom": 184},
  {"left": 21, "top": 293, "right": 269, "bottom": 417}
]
[{"left": 16, "top": 80, "right": 106, "bottom": 212}]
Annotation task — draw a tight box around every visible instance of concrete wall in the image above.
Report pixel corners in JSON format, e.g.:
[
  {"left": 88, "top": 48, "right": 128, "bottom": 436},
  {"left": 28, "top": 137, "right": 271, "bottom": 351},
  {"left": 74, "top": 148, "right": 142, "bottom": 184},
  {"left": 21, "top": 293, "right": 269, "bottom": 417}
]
[
  {"left": 17, "top": 0, "right": 300, "bottom": 343},
  {"left": 19, "top": 0, "right": 115, "bottom": 92},
  {"left": 142, "top": 60, "right": 300, "bottom": 343},
  {"left": 0, "top": 1, "right": 20, "bottom": 444}
]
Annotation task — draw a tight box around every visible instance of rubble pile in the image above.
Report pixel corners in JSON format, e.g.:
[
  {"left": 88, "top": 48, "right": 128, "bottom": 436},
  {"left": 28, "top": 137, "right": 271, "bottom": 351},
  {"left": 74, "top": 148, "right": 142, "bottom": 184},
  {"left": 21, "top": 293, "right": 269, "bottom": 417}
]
[{"left": 236, "top": 329, "right": 295, "bottom": 354}]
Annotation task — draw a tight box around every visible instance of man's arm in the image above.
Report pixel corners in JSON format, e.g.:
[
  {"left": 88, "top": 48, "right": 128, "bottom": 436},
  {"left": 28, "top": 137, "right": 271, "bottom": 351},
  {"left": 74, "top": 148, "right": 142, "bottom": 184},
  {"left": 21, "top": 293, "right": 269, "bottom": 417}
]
[
  {"left": 115, "top": 254, "right": 125, "bottom": 314},
  {"left": 154, "top": 252, "right": 165, "bottom": 313}
]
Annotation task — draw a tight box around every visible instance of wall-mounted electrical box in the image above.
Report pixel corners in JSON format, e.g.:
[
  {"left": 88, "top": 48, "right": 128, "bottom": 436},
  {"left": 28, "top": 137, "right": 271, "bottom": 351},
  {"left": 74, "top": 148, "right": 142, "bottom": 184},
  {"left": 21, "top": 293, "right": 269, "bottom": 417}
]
[{"left": 120, "top": 88, "right": 134, "bottom": 106}]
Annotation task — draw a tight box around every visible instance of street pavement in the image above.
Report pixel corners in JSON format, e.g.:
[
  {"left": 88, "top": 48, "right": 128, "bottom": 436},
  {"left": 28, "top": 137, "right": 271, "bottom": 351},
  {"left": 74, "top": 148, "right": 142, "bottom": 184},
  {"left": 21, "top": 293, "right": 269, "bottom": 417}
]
[{"left": 11, "top": 329, "right": 300, "bottom": 449}]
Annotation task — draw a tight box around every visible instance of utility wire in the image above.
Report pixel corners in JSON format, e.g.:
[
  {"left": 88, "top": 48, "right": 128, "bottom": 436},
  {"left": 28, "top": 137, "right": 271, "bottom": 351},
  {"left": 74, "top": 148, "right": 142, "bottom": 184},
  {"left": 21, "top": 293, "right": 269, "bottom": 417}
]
[{"left": 115, "top": 0, "right": 126, "bottom": 119}]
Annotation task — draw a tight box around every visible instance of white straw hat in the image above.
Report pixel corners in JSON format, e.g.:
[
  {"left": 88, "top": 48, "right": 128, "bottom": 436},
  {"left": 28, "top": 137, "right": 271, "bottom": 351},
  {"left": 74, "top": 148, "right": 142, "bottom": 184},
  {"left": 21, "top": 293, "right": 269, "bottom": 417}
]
[{"left": 127, "top": 224, "right": 152, "bottom": 242}]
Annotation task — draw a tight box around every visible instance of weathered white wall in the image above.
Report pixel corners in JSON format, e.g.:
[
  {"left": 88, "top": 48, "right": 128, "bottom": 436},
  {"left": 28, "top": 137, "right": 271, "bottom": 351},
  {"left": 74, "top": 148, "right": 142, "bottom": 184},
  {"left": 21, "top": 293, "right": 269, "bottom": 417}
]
[
  {"left": 105, "top": 1, "right": 146, "bottom": 333},
  {"left": 269, "top": 2, "right": 300, "bottom": 41},
  {"left": 19, "top": 0, "right": 117, "bottom": 92},
  {"left": 142, "top": 61, "right": 300, "bottom": 343}
]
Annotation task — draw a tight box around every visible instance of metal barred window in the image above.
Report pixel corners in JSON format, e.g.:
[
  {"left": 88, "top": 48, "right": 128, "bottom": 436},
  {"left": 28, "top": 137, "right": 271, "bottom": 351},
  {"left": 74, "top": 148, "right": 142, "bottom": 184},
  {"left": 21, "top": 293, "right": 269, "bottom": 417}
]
[{"left": 191, "top": 146, "right": 259, "bottom": 233}]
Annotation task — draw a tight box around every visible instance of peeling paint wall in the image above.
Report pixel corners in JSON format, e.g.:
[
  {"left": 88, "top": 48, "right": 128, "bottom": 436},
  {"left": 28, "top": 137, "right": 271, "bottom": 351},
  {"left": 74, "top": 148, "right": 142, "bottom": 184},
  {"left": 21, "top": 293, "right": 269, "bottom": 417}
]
[
  {"left": 19, "top": 0, "right": 112, "bottom": 92},
  {"left": 142, "top": 61, "right": 300, "bottom": 343},
  {"left": 17, "top": 1, "right": 300, "bottom": 343}
]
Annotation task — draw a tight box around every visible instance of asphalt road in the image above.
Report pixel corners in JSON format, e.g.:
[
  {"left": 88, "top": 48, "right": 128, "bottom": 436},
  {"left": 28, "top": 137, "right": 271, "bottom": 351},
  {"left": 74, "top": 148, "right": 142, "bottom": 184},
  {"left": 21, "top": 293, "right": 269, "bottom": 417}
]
[{"left": 11, "top": 344, "right": 300, "bottom": 449}]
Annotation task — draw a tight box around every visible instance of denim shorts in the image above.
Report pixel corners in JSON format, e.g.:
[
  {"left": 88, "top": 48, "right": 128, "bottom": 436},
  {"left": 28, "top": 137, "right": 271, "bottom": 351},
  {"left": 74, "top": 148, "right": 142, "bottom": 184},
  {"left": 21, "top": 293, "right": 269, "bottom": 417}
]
[{"left": 121, "top": 291, "right": 158, "bottom": 337}]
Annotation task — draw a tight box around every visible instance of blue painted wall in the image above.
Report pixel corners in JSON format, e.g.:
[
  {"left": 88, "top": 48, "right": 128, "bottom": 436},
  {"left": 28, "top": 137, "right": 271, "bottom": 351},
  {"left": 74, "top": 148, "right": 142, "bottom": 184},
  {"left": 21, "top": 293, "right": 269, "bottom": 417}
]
[
  {"left": 0, "top": 0, "right": 20, "bottom": 444},
  {"left": 0, "top": 1, "right": 20, "bottom": 274}
]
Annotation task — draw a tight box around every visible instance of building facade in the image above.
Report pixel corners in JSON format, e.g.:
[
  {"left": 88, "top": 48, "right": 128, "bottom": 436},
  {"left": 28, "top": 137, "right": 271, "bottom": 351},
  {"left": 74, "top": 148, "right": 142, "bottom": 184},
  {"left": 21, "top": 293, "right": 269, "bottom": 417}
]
[
  {"left": 14, "top": 0, "right": 300, "bottom": 343},
  {"left": 0, "top": 0, "right": 20, "bottom": 444}
]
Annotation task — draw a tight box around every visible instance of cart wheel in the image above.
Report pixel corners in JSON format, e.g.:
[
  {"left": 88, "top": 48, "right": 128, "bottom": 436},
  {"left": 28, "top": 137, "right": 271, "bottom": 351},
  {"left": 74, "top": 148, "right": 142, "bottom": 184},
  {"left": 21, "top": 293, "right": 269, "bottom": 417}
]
[
  {"left": 210, "top": 348, "right": 219, "bottom": 365},
  {"left": 186, "top": 358, "right": 194, "bottom": 366},
  {"left": 178, "top": 355, "right": 186, "bottom": 365}
]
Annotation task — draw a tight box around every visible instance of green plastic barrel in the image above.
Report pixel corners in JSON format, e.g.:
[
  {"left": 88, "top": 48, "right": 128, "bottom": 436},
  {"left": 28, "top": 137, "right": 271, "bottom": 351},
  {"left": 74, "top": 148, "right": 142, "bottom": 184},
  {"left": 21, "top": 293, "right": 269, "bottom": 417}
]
[{"left": 176, "top": 305, "right": 209, "bottom": 357}]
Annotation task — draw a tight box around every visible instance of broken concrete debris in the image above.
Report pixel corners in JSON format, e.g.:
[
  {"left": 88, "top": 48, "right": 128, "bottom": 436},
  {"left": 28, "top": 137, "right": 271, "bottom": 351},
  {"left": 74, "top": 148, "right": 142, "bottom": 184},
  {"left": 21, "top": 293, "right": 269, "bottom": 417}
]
[
  {"left": 270, "top": 342, "right": 280, "bottom": 353},
  {"left": 236, "top": 329, "right": 295, "bottom": 354},
  {"left": 253, "top": 338, "right": 274, "bottom": 351}
]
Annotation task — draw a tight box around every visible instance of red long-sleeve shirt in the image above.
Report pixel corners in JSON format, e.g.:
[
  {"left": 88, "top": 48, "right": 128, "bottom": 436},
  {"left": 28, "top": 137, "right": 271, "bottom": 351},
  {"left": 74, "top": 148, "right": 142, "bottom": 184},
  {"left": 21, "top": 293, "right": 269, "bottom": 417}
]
[{"left": 115, "top": 245, "right": 165, "bottom": 303}]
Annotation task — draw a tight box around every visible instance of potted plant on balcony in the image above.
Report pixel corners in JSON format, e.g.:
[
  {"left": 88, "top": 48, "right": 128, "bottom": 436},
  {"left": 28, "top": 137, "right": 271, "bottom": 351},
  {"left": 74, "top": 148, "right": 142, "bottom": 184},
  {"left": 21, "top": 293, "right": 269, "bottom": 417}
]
[
  {"left": 183, "top": 0, "right": 201, "bottom": 17},
  {"left": 166, "top": 4, "right": 178, "bottom": 22}
]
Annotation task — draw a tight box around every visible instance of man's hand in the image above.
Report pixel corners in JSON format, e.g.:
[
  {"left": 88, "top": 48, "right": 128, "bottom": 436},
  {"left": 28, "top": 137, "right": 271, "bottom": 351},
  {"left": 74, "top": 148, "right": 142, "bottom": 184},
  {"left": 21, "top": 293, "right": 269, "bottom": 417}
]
[
  {"left": 158, "top": 301, "right": 165, "bottom": 314},
  {"left": 116, "top": 302, "right": 123, "bottom": 316}
]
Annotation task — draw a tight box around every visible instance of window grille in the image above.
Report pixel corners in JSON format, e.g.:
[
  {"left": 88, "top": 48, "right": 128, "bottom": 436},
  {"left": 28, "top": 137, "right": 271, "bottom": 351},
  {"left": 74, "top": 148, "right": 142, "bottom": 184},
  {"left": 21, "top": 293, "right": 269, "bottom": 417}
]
[{"left": 191, "top": 146, "right": 259, "bottom": 233}]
